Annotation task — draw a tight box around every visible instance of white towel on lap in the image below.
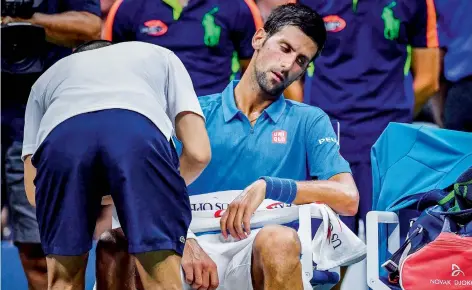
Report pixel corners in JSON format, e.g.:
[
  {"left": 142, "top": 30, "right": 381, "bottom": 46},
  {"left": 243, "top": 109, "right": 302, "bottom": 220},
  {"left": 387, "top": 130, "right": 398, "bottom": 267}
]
[
  {"left": 187, "top": 190, "right": 366, "bottom": 271},
  {"left": 111, "top": 190, "right": 366, "bottom": 273}
]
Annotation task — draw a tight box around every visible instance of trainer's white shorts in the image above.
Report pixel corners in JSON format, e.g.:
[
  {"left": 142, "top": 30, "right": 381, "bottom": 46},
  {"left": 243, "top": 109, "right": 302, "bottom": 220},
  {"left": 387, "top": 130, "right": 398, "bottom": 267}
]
[{"left": 111, "top": 215, "right": 312, "bottom": 290}]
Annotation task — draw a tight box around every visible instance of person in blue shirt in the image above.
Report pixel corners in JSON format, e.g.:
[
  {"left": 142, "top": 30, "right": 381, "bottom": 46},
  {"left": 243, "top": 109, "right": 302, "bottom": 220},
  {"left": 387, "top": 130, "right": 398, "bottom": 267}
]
[
  {"left": 297, "top": 1, "right": 440, "bottom": 287},
  {"left": 434, "top": 0, "right": 472, "bottom": 132},
  {"left": 299, "top": 0, "right": 440, "bottom": 233},
  {"left": 96, "top": 4, "right": 359, "bottom": 290},
  {"left": 1, "top": 2, "right": 101, "bottom": 289},
  {"left": 102, "top": 0, "right": 262, "bottom": 96}
]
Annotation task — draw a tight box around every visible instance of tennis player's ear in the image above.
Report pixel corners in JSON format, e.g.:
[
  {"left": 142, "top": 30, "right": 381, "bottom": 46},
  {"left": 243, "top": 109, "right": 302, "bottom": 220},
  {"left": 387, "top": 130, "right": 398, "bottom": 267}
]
[{"left": 252, "top": 28, "right": 267, "bottom": 50}]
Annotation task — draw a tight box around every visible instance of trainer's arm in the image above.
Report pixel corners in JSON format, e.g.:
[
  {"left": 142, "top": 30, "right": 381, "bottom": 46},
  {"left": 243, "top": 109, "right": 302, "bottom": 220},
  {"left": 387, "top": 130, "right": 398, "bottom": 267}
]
[
  {"left": 166, "top": 52, "right": 211, "bottom": 185},
  {"left": 175, "top": 112, "right": 211, "bottom": 185},
  {"left": 293, "top": 173, "right": 358, "bottom": 216}
]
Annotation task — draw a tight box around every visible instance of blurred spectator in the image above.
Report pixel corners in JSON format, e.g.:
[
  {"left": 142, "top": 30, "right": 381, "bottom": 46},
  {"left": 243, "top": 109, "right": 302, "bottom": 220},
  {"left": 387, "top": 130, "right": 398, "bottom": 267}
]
[
  {"left": 435, "top": 0, "right": 472, "bottom": 132},
  {"left": 298, "top": 0, "right": 439, "bottom": 288},
  {"left": 103, "top": 0, "right": 262, "bottom": 96},
  {"left": 1, "top": 0, "right": 101, "bottom": 288}
]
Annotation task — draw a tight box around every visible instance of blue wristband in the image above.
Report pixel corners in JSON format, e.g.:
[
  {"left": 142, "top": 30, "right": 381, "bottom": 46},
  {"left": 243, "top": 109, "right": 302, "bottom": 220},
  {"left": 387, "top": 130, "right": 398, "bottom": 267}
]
[{"left": 259, "top": 176, "right": 297, "bottom": 204}]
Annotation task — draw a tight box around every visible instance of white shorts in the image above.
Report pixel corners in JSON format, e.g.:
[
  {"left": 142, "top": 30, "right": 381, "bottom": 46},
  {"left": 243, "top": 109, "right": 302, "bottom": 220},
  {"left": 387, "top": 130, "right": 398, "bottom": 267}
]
[
  {"left": 112, "top": 214, "right": 312, "bottom": 290},
  {"left": 182, "top": 229, "right": 313, "bottom": 290}
]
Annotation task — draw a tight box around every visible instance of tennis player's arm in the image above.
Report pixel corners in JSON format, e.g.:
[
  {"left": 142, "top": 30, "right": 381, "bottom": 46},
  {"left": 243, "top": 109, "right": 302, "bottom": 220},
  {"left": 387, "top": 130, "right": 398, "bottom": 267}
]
[
  {"left": 22, "top": 89, "right": 45, "bottom": 206},
  {"left": 292, "top": 173, "right": 358, "bottom": 216},
  {"left": 303, "top": 113, "right": 359, "bottom": 216}
]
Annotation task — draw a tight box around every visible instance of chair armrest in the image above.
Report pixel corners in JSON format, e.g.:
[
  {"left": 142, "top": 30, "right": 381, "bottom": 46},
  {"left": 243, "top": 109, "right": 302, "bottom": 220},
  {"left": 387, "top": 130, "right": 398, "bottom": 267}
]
[{"left": 366, "top": 211, "right": 400, "bottom": 290}]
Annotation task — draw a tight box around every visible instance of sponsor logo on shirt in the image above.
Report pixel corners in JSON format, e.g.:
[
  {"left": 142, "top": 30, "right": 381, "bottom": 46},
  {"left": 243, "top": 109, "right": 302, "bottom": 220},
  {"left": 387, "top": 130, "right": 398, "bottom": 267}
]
[
  {"left": 190, "top": 201, "right": 293, "bottom": 218},
  {"left": 318, "top": 137, "right": 338, "bottom": 145},
  {"left": 323, "top": 15, "right": 346, "bottom": 33},
  {"left": 202, "top": 7, "right": 221, "bottom": 47},
  {"left": 381, "top": 1, "right": 400, "bottom": 40},
  {"left": 141, "top": 20, "right": 168, "bottom": 36},
  {"left": 272, "top": 130, "right": 287, "bottom": 144}
]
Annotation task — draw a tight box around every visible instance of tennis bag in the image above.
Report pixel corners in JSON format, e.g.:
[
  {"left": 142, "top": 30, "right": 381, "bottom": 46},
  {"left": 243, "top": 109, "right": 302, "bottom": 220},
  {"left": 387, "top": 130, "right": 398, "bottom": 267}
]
[{"left": 383, "top": 167, "right": 472, "bottom": 289}]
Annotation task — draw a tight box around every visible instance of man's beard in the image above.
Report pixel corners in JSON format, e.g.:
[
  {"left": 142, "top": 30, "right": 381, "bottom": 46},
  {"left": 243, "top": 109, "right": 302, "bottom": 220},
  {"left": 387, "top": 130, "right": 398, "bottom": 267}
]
[{"left": 254, "top": 67, "right": 287, "bottom": 98}]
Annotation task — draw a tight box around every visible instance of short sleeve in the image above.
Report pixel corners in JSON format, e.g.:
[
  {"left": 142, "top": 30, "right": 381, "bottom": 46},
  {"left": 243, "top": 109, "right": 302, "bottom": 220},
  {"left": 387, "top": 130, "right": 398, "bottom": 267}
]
[
  {"left": 407, "top": 0, "right": 439, "bottom": 48},
  {"left": 22, "top": 89, "right": 45, "bottom": 161},
  {"left": 231, "top": 0, "right": 263, "bottom": 59},
  {"left": 165, "top": 52, "right": 205, "bottom": 128},
  {"left": 63, "top": 0, "right": 101, "bottom": 16},
  {"left": 306, "top": 112, "right": 352, "bottom": 180}
]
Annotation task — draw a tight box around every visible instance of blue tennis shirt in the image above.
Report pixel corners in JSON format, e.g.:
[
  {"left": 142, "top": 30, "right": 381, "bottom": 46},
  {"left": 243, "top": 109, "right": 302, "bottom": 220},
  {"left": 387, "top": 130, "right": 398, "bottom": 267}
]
[{"left": 178, "top": 81, "right": 352, "bottom": 195}]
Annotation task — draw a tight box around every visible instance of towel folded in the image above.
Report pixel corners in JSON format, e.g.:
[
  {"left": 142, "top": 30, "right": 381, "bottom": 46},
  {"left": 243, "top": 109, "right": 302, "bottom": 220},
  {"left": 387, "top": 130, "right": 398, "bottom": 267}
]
[{"left": 188, "top": 191, "right": 366, "bottom": 271}]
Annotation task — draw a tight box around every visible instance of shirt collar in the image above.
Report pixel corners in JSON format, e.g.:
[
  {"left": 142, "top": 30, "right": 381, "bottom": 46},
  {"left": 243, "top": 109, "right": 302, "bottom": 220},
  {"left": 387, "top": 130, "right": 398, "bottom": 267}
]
[
  {"left": 222, "top": 81, "right": 240, "bottom": 123},
  {"left": 222, "top": 80, "right": 287, "bottom": 124}
]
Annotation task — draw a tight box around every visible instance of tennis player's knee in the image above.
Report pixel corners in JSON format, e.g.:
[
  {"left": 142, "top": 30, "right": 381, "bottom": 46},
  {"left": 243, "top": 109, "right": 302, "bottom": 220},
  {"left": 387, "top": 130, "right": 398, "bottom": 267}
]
[{"left": 253, "top": 225, "right": 301, "bottom": 262}]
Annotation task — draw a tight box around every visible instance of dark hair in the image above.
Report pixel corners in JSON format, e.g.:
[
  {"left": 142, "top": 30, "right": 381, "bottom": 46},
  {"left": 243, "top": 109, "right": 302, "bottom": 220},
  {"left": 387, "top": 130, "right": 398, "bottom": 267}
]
[
  {"left": 73, "top": 40, "right": 114, "bottom": 53},
  {"left": 263, "top": 3, "right": 326, "bottom": 59}
]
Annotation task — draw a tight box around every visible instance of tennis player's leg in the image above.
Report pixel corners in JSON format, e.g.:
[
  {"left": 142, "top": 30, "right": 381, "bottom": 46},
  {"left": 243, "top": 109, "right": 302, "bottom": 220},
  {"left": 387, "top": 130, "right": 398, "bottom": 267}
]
[
  {"left": 32, "top": 113, "right": 106, "bottom": 289},
  {"left": 222, "top": 225, "right": 304, "bottom": 290},
  {"left": 99, "top": 109, "right": 190, "bottom": 290}
]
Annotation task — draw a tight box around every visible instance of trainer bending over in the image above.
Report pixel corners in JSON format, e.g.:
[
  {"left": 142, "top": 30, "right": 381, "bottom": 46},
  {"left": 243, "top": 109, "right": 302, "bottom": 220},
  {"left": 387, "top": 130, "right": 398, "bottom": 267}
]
[{"left": 22, "top": 40, "right": 211, "bottom": 290}]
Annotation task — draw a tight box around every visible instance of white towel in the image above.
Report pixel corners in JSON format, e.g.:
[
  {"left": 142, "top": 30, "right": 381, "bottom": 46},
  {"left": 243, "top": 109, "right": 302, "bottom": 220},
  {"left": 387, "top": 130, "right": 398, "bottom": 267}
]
[
  {"left": 309, "top": 204, "right": 366, "bottom": 270},
  {"left": 187, "top": 191, "right": 366, "bottom": 271},
  {"left": 111, "top": 190, "right": 366, "bottom": 272}
]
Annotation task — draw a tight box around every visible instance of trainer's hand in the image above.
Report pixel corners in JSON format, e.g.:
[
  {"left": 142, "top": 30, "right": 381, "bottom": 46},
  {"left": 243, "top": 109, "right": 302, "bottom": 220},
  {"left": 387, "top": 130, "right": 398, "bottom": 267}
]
[
  {"left": 182, "top": 238, "right": 219, "bottom": 290},
  {"left": 220, "top": 179, "right": 266, "bottom": 240}
]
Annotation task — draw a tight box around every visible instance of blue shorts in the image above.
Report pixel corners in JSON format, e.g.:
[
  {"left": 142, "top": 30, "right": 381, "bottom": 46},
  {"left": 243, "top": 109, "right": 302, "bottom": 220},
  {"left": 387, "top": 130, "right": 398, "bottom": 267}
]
[{"left": 32, "top": 109, "right": 190, "bottom": 256}]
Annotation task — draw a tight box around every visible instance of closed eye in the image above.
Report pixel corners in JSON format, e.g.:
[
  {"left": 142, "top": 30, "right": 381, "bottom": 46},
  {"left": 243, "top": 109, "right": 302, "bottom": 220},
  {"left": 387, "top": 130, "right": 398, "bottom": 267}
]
[{"left": 280, "top": 44, "right": 290, "bottom": 53}]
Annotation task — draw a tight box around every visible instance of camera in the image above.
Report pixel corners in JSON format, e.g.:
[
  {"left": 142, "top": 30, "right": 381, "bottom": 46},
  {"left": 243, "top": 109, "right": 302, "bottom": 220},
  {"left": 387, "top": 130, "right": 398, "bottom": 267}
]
[
  {"left": 2, "top": 0, "right": 36, "bottom": 19},
  {"left": 1, "top": 0, "right": 47, "bottom": 74}
]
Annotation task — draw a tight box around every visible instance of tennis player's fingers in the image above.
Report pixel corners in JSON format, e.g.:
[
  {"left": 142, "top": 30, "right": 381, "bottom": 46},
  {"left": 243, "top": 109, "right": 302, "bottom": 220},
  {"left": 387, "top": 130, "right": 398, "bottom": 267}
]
[
  {"left": 225, "top": 202, "right": 240, "bottom": 239},
  {"left": 233, "top": 203, "right": 247, "bottom": 239},
  {"left": 220, "top": 209, "right": 229, "bottom": 239},
  {"left": 209, "top": 264, "right": 219, "bottom": 290},
  {"left": 182, "top": 261, "right": 194, "bottom": 285},
  {"left": 198, "top": 268, "right": 210, "bottom": 290},
  {"left": 242, "top": 209, "right": 252, "bottom": 236},
  {"left": 192, "top": 264, "right": 203, "bottom": 289}
]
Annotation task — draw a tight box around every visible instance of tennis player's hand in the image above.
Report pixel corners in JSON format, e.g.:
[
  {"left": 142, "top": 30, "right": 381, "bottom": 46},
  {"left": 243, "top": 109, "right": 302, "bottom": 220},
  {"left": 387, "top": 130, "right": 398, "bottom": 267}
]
[
  {"left": 220, "top": 179, "right": 266, "bottom": 240},
  {"left": 182, "top": 238, "right": 219, "bottom": 290}
]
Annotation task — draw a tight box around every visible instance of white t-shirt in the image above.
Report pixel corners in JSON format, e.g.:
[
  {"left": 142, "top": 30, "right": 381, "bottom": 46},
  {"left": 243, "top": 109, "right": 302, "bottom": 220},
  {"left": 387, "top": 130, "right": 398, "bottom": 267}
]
[{"left": 22, "top": 41, "right": 204, "bottom": 160}]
